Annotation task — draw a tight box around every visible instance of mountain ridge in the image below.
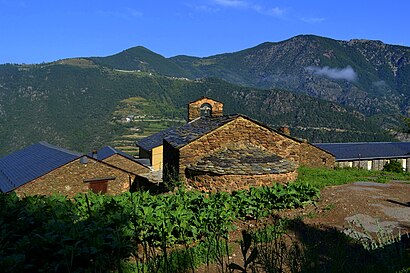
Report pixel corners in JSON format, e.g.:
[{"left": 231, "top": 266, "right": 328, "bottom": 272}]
[
  {"left": 0, "top": 34, "right": 408, "bottom": 155},
  {"left": 85, "top": 34, "right": 410, "bottom": 122}
]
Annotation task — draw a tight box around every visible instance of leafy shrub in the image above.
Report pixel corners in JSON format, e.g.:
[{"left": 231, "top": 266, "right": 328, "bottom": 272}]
[
  {"left": 0, "top": 182, "right": 319, "bottom": 272},
  {"left": 382, "top": 160, "right": 404, "bottom": 173}
]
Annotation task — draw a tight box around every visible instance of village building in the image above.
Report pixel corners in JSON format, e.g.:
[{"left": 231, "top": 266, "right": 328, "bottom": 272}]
[
  {"left": 137, "top": 97, "right": 335, "bottom": 192},
  {"left": 314, "top": 142, "right": 410, "bottom": 171},
  {"left": 0, "top": 142, "right": 142, "bottom": 197},
  {"left": 90, "top": 145, "right": 150, "bottom": 174}
]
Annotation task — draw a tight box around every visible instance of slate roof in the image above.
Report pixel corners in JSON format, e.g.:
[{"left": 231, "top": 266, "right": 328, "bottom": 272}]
[
  {"left": 187, "top": 144, "right": 296, "bottom": 175},
  {"left": 314, "top": 142, "right": 410, "bottom": 161},
  {"left": 91, "top": 146, "right": 151, "bottom": 168},
  {"left": 137, "top": 114, "right": 305, "bottom": 150},
  {"left": 136, "top": 127, "right": 177, "bottom": 151},
  {"left": 0, "top": 142, "right": 82, "bottom": 193},
  {"left": 164, "top": 115, "right": 239, "bottom": 148},
  {"left": 91, "top": 146, "right": 132, "bottom": 161}
]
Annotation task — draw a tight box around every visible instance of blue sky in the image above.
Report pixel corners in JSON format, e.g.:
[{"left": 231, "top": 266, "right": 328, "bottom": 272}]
[{"left": 0, "top": 0, "right": 409, "bottom": 64}]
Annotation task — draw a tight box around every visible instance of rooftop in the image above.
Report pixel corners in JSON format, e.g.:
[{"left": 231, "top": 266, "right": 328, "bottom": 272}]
[
  {"left": 91, "top": 146, "right": 151, "bottom": 168},
  {"left": 314, "top": 142, "right": 410, "bottom": 161},
  {"left": 137, "top": 114, "right": 305, "bottom": 151},
  {"left": 136, "top": 127, "right": 177, "bottom": 151},
  {"left": 0, "top": 142, "right": 82, "bottom": 193},
  {"left": 187, "top": 144, "right": 297, "bottom": 175}
]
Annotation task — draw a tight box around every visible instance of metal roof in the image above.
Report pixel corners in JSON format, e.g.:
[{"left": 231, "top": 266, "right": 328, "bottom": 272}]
[
  {"left": 314, "top": 142, "right": 410, "bottom": 161},
  {"left": 0, "top": 142, "right": 82, "bottom": 193}
]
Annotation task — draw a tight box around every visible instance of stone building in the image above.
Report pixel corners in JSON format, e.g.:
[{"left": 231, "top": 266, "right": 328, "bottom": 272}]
[
  {"left": 137, "top": 97, "right": 335, "bottom": 192},
  {"left": 90, "top": 145, "right": 150, "bottom": 174},
  {"left": 314, "top": 142, "right": 410, "bottom": 171},
  {"left": 0, "top": 142, "right": 140, "bottom": 197},
  {"left": 137, "top": 127, "right": 175, "bottom": 171}
]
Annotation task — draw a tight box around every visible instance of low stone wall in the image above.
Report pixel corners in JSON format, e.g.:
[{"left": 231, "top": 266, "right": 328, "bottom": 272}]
[{"left": 185, "top": 170, "right": 298, "bottom": 192}]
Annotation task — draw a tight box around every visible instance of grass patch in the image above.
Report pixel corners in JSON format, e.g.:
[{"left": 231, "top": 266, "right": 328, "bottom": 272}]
[{"left": 296, "top": 166, "right": 410, "bottom": 189}]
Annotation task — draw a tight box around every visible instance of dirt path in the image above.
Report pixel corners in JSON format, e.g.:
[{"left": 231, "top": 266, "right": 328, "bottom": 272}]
[{"left": 302, "top": 181, "right": 410, "bottom": 236}]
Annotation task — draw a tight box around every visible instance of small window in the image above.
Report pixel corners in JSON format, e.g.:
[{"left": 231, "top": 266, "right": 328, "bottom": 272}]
[
  {"left": 89, "top": 181, "right": 108, "bottom": 194},
  {"left": 200, "top": 103, "right": 212, "bottom": 117},
  {"left": 84, "top": 176, "right": 115, "bottom": 194}
]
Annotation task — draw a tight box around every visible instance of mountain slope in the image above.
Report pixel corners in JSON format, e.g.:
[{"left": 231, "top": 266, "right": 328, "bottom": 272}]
[
  {"left": 0, "top": 62, "right": 392, "bottom": 156},
  {"left": 170, "top": 35, "right": 410, "bottom": 119},
  {"left": 89, "top": 46, "right": 190, "bottom": 77},
  {"left": 80, "top": 35, "right": 410, "bottom": 122}
]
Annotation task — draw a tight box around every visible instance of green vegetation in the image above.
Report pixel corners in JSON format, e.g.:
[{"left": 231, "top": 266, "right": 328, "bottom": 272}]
[
  {"left": 296, "top": 166, "right": 410, "bottom": 189},
  {"left": 111, "top": 96, "right": 185, "bottom": 154},
  {"left": 383, "top": 160, "right": 405, "bottom": 173},
  {"left": 1, "top": 167, "right": 410, "bottom": 272},
  {"left": 2, "top": 35, "right": 410, "bottom": 155},
  {"left": 0, "top": 183, "right": 318, "bottom": 272}
]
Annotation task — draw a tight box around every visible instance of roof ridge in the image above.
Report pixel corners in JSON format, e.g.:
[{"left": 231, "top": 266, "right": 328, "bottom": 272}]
[{"left": 38, "top": 141, "right": 83, "bottom": 157}]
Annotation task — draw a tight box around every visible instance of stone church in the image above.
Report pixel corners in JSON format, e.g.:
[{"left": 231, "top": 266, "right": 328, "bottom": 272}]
[{"left": 137, "top": 97, "right": 335, "bottom": 192}]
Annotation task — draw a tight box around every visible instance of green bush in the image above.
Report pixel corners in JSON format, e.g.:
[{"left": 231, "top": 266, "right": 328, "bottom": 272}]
[{"left": 382, "top": 160, "right": 404, "bottom": 173}]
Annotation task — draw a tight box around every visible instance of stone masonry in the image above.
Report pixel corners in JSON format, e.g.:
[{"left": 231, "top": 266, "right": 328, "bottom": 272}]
[
  {"left": 14, "top": 157, "right": 135, "bottom": 197},
  {"left": 300, "top": 142, "right": 335, "bottom": 168},
  {"left": 188, "top": 97, "right": 224, "bottom": 121},
  {"left": 186, "top": 170, "right": 298, "bottom": 192},
  {"left": 164, "top": 116, "right": 335, "bottom": 189},
  {"left": 103, "top": 154, "right": 150, "bottom": 175}
]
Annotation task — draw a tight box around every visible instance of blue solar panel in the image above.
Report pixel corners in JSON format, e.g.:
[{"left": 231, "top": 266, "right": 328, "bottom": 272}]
[
  {"left": 0, "top": 142, "right": 81, "bottom": 192},
  {"left": 314, "top": 142, "right": 410, "bottom": 161}
]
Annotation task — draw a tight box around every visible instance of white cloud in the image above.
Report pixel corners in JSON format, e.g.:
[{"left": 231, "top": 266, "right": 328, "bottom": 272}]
[
  {"left": 252, "top": 5, "right": 285, "bottom": 16},
  {"left": 213, "top": 0, "right": 247, "bottom": 7},
  {"left": 305, "top": 65, "right": 358, "bottom": 82},
  {"left": 210, "top": 0, "right": 285, "bottom": 17},
  {"left": 301, "top": 17, "right": 325, "bottom": 23},
  {"left": 185, "top": 3, "right": 220, "bottom": 13},
  {"left": 96, "top": 8, "right": 142, "bottom": 18},
  {"left": 125, "top": 8, "right": 143, "bottom": 17}
]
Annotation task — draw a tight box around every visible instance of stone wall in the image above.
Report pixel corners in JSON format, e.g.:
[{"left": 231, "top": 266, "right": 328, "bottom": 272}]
[
  {"left": 14, "top": 157, "right": 135, "bottom": 197},
  {"left": 300, "top": 142, "right": 335, "bottom": 168},
  {"left": 186, "top": 170, "right": 298, "bottom": 192},
  {"left": 103, "top": 154, "right": 149, "bottom": 175},
  {"left": 176, "top": 117, "right": 301, "bottom": 183},
  {"left": 188, "top": 97, "right": 224, "bottom": 121}
]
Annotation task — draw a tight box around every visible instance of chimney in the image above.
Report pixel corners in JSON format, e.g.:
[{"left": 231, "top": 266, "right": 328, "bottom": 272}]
[
  {"left": 92, "top": 150, "right": 98, "bottom": 159},
  {"left": 278, "top": 126, "right": 291, "bottom": 136}
]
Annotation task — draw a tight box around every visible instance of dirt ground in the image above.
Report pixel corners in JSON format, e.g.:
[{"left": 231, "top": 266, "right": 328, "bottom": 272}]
[
  {"left": 197, "top": 181, "right": 410, "bottom": 272},
  {"left": 300, "top": 181, "right": 410, "bottom": 235}
]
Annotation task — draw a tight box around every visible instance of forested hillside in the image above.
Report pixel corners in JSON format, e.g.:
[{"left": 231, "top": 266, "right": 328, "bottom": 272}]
[
  {"left": 93, "top": 35, "right": 410, "bottom": 127},
  {"left": 0, "top": 60, "right": 393, "bottom": 156}
]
